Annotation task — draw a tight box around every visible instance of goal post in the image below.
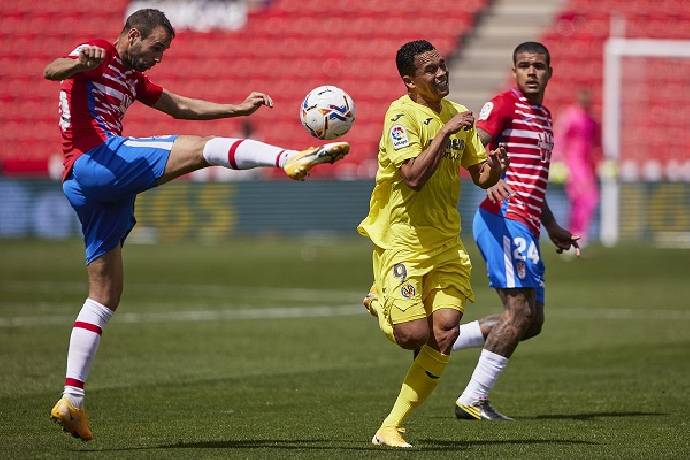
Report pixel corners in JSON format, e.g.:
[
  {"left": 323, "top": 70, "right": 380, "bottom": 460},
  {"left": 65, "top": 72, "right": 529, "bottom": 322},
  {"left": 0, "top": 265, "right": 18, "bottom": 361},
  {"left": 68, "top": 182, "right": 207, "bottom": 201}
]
[{"left": 601, "top": 37, "right": 690, "bottom": 246}]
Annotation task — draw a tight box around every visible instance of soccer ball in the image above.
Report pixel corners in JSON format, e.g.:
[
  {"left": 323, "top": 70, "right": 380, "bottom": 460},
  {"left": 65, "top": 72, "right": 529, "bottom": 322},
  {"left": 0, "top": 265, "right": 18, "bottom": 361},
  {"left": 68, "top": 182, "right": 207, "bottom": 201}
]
[{"left": 300, "top": 86, "right": 355, "bottom": 140}]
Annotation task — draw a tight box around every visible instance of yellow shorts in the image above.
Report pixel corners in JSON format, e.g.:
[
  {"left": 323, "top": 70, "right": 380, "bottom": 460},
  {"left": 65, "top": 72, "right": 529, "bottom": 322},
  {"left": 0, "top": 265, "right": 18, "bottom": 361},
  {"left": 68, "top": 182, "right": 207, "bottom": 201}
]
[{"left": 372, "top": 241, "right": 475, "bottom": 325}]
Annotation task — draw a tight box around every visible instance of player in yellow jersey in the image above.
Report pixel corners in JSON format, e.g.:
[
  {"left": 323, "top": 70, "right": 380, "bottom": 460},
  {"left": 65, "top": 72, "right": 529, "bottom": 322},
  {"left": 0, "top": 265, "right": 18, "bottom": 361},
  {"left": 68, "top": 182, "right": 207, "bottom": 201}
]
[{"left": 357, "top": 40, "right": 510, "bottom": 448}]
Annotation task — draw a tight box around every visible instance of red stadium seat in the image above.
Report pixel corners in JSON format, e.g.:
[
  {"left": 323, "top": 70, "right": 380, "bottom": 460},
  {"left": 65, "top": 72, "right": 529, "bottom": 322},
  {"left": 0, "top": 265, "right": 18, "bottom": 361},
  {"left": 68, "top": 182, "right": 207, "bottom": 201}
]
[
  {"left": 540, "top": 0, "right": 690, "bottom": 172},
  {"left": 4, "top": 0, "right": 490, "bottom": 176}
]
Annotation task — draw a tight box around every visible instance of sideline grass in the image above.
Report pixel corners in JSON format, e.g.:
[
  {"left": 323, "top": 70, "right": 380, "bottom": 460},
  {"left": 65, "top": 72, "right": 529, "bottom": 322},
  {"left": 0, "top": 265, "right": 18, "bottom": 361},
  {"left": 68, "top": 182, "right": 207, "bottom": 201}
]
[{"left": 1, "top": 238, "right": 688, "bottom": 458}]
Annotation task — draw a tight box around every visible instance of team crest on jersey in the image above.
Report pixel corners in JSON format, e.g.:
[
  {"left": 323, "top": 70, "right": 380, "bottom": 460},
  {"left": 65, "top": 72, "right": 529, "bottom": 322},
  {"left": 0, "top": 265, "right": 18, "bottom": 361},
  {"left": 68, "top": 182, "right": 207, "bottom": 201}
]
[
  {"left": 478, "top": 102, "right": 494, "bottom": 121},
  {"left": 400, "top": 283, "right": 417, "bottom": 299},
  {"left": 516, "top": 261, "right": 526, "bottom": 280},
  {"left": 390, "top": 125, "right": 410, "bottom": 150},
  {"left": 537, "top": 131, "right": 554, "bottom": 162}
]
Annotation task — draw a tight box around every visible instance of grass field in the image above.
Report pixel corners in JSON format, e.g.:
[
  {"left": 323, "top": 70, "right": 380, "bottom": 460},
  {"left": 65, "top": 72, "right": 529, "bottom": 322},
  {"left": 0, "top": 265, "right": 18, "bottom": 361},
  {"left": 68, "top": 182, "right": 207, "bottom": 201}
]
[{"left": 1, "top": 237, "right": 688, "bottom": 458}]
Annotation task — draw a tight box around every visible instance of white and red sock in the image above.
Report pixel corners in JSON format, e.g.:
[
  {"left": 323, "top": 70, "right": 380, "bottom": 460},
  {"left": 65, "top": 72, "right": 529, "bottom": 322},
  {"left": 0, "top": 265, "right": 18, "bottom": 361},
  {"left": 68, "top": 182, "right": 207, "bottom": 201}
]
[
  {"left": 63, "top": 299, "right": 113, "bottom": 408},
  {"left": 202, "top": 137, "right": 296, "bottom": 170}
]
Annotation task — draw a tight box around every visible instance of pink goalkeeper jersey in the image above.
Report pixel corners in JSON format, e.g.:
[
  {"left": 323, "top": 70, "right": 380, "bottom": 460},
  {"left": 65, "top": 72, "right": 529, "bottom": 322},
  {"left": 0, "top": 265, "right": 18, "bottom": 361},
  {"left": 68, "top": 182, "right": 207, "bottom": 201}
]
[
  {"left": 477, "top": 88, "right": 554, "bottom": 236},
  {"left": 57, "top": 39, "right": 164, "bottom": 179},
  {"left": 555, "top": 105, "right": 600, "bottom": 184}
]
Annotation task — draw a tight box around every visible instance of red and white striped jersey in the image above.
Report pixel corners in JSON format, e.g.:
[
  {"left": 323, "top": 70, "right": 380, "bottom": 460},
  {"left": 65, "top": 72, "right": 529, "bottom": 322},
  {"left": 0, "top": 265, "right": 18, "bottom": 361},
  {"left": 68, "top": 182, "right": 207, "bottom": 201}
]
[
  {"left": 57, "top": 39, "right": 164, "bottom": 179},
  {"left": 477, "top": 88, "right": 554, "bottom": 236}
]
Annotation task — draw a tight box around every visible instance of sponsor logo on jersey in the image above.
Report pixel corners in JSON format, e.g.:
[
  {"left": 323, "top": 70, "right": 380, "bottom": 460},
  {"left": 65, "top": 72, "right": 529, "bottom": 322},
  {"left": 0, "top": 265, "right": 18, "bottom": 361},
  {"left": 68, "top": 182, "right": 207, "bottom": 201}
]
[
  {"left": 390, "top": 124, "right": 410, "bottom": 149},
  {"left": 450, "top": 138, "right": 465, "bottom": 151},
  {"left": 423, "top": 117, "right": 433, "bottom": 125},
  {"left": 444, "top": 138, "right": 466, "bottom": 160},
  {"left": 479, "top": 102, "right": 494, "bottom": 121},
  {"left": 390, "top": 113, "right": 404, "bottom": 122}
]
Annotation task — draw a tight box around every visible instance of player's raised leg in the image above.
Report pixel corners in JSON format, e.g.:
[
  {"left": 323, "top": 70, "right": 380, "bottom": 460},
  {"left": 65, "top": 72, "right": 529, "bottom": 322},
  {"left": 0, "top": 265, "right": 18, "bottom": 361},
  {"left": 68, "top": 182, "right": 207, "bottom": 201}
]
[
  {"left": 362, "top": 284, "right": 397, "bottom": 344},
  {"left": 282, "top": 142, "right": 350, "bottom": 180},
  {"left": 157, "top": 135, "right": 349, "bottom": 185}
]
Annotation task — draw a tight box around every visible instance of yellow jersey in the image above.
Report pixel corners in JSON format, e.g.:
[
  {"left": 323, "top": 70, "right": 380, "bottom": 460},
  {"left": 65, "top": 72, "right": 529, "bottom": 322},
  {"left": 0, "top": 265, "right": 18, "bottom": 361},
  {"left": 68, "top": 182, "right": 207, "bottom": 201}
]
[{"left": 357, "top": 95, "right": 487, "bottom": 252}]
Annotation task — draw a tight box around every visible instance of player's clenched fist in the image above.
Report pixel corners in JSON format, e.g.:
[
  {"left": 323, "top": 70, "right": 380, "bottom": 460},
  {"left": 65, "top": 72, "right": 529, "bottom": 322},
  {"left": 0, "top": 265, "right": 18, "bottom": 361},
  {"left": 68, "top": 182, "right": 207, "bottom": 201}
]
[
  {"left": 444, "top": 110, "right": 475, "bottom": 134},
  {"left": 484, "top": 148, "right": 512, "bottom": 203},
  {"left": 487, "top": 146, "right": 510, "bottom": 173},
  {"left": 78, "top": 46, "right": 105, "bottom": 71}
]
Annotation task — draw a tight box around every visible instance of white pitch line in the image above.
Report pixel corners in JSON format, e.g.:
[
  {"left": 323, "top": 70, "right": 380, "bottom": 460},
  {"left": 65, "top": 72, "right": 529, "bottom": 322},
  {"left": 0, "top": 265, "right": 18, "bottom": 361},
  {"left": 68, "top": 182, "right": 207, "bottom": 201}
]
[
  {"left": 1, "top": 280, "right": 363, "bottom": 302},
  {"left": 0, "top": 305, "right": 689, "bottom": 328},
  {"left": 0, "top": 304, "right": 362, "bottom": 328}
]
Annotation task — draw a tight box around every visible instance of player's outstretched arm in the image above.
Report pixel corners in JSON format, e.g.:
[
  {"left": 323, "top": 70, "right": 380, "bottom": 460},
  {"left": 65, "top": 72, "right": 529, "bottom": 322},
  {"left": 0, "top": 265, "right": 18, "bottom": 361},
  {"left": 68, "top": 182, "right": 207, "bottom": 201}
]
[
  {"left": 400, "top": 111, "right": 474, "bottom": 191},
  {"left": 541, "top": 199, "right": 581, "bottom": 255},
  {"left": 152, "top": 90, "right": 273, "bottom": 120},
  {"left": 43, "top": 46, "right": 105, "bottom": 81}
]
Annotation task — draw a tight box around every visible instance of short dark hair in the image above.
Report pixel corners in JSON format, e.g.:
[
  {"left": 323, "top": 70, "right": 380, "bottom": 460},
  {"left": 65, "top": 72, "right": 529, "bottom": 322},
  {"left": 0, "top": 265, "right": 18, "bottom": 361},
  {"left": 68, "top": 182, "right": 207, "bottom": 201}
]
[
  {"left": 123, "top": 9, "right": 175, "bottom": 39},
  {"left": 396, "top": 40, "right": 435, "bottom": 77},
  {"left": 513, "top": 41, "right": 550, "bottom": 66}
]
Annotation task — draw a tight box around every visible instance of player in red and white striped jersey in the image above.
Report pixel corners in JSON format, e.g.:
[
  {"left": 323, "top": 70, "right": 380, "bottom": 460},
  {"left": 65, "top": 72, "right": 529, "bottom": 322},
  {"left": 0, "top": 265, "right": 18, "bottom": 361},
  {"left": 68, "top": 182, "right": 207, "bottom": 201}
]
[
  {"left": 44, "top": 9, "right": 349, "bottom": 442},
  {"left": 477, "top": 87, "right": 554, "bottom": 236},
  {"left": 451, "top": 42, "right": 580, "bottom": 420}
]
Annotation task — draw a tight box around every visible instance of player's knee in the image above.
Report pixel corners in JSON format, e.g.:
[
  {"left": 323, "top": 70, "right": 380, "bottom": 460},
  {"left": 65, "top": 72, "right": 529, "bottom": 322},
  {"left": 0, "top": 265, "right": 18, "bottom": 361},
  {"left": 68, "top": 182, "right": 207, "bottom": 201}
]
[
  {"left": 523, "top": 313, "right": 544, "bottom": 340},
  {"left": 176, "top": 135, "right": 217, "bottom": 159},
  {"left": 198, "top": 135, "right": 217, "bottom": 153},
  {"left": 87, "top": 292, "right": 121, "bottom": 312},
  {"left": 507, "top": 302, "right": 534, "bottom": 333},
  {"left": 393, "top": 322, "right": 429, "bottom": 350},
  {"left": 395, "top": 331, "right": 428, "bottom": 350}
]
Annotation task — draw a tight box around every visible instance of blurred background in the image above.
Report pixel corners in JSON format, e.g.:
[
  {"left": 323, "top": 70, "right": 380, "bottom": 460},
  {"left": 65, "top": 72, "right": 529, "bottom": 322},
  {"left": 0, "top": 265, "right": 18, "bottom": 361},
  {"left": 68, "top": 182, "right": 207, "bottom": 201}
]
[{"left": 1, "top": 0, "right": 689, "bottom": 247}]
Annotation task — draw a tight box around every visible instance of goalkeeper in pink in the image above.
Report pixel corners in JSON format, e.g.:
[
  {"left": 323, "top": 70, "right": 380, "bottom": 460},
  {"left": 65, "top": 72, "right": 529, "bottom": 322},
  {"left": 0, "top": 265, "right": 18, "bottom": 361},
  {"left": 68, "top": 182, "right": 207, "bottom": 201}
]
[{"left": 555, "top": 88, "right": 601, "bottom": 246}]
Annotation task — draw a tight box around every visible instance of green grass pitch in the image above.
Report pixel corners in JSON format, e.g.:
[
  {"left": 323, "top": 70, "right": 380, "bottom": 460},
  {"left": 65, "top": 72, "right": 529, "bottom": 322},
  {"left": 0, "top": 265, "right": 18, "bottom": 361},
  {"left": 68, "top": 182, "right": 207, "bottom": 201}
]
[{"left": 0, "top": 238, "right": 688, "bottom": 458}]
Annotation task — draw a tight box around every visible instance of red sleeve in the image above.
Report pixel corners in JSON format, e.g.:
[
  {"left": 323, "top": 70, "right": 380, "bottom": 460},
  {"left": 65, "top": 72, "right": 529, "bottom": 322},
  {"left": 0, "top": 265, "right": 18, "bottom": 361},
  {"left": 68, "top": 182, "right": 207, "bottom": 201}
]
[
  {"left": 476, "top": 93, "right": 511, "bottom": 139},
  {"left": 135, "top": 74, "right": 164, "bottom": 106}
]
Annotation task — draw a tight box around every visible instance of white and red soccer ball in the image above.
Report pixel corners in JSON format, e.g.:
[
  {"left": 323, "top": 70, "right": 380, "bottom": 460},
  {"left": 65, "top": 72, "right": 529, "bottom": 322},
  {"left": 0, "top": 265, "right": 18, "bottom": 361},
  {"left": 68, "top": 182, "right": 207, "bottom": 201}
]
[{"left": 300, "top": 85, "right": 355, "bottom": 140}]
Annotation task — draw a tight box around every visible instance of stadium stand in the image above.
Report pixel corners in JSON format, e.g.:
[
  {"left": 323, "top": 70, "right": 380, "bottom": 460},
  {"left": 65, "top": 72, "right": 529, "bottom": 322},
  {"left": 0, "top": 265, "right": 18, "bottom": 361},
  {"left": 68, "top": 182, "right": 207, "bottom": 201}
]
[
  {"left": 540, "top": 0, "right": 690, "bottom": 173},
  {"left": 0, "top": 0, "right": 130, "bottom": 175},
  {"left": 1, "top": 0, "right": 489, "bottom": 178}
]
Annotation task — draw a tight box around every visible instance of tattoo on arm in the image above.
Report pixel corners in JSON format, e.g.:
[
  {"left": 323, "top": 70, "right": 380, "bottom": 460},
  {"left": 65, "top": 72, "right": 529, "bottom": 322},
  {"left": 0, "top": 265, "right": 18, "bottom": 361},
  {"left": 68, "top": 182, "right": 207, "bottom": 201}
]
[{"left": 477, "top": 128, "right": 493, "bottom": 147}]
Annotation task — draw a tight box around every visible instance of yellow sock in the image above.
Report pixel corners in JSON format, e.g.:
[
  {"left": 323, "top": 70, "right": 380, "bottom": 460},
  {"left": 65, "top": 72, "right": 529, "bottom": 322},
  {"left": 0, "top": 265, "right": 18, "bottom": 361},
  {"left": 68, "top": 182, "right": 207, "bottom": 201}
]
[{"left": 382, "top": 345, "right": 449, "bottom": 428}]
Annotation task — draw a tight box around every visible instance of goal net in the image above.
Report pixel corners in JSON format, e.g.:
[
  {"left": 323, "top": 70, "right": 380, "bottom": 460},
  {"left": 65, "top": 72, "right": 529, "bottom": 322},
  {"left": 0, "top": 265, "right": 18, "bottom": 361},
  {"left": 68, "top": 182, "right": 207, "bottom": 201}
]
[{"left": 601, "top": 38, "right": 690, "bottom": 247}]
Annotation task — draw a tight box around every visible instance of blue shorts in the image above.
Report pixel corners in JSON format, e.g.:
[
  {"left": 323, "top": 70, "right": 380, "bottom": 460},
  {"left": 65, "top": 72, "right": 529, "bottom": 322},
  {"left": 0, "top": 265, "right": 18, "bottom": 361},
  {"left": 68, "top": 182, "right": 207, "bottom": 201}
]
[
  {"left": 63, "top": 135, "right": 176, "bottom": 264},
  {"left": 473, "top": 208, "right": 546, "bottom": 304}
]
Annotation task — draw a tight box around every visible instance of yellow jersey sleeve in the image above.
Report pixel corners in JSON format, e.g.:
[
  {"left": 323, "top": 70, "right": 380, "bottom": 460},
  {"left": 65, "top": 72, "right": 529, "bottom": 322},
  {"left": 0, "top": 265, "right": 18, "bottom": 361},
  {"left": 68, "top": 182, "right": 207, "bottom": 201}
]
[
  {"left": 382, "top": 109, "right": 421, "bottom": 167},
  {"left": 460, "top": 126, "right": 488, "bottom": 169}
]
